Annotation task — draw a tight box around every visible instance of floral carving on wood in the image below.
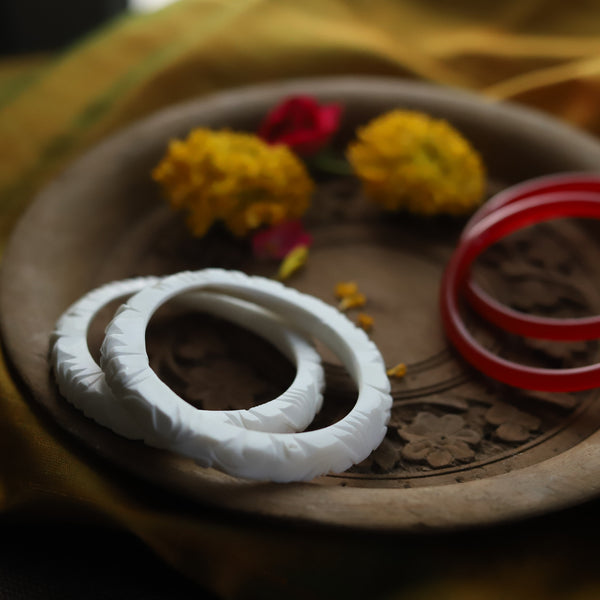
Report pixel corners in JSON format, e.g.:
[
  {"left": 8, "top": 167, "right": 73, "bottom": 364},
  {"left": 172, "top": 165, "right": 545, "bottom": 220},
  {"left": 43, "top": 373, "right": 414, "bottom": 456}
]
[
  {"left": 485, "top": 401, "right": 541, "bottom": 443},
  {"left": 147, "top": 312, "right": 295, "bottom": 412},
  {"left": 398, "top": 412, "right": 481, "bottom": 468}
]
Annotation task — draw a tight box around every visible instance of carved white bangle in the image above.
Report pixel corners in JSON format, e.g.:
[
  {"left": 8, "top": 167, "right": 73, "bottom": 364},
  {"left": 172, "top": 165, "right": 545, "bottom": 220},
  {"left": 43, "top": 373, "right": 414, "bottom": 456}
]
[
  {"left": 50, "top": 277, "right": 324, "bottom": 440},
  {"left": 100, "top": 269, "right": 392, "bottom": 482}
]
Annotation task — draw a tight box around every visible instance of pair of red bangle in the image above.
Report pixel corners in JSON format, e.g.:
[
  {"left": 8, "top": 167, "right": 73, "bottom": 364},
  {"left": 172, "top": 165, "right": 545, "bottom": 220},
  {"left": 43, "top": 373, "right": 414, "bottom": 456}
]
[{"left": 440, "top": 173, "right": 600, "bottom": 392}]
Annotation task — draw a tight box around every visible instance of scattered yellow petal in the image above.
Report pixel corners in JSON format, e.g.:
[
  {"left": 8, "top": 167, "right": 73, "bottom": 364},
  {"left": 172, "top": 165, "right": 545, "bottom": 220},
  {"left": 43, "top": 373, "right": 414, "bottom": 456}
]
[
  {"left": 338, "top": 292, "right": 366, "bottom": 311},
  {"left": 387, "top": 363, "right": 407, "bottom": 378},
  {"left": 277, "top": 245, "right": 309, "bottom": 280},
  {"left": 334, "top": 281, "right": 359, "bottom": 299},
  {"left": 357, "top": 313, "right": 374, "bottom": 332}
]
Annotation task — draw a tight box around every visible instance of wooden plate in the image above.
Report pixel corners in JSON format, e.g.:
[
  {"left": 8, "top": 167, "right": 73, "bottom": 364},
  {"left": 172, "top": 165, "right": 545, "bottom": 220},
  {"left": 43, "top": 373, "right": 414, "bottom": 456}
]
[{"left": 4, "top": 77, "right": 600, "bottom": 531}]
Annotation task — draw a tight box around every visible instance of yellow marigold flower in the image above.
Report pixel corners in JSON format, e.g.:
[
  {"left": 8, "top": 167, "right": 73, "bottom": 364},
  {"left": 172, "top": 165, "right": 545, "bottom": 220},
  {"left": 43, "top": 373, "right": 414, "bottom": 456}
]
[
  {"left": 346, "top": 110, "right": 485, "bottom": 216},
  {"left": 152, "top": 128, "right": 314, "bottom": 237}
]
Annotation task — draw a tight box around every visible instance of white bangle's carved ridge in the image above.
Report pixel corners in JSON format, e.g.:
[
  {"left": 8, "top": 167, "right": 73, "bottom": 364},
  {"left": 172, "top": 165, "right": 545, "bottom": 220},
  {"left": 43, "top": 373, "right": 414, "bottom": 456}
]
[
  {"left": 100, "top": 269, "right": 392, "bottom": 482},
  {"left": 50, "top": 277, "right": 325, "bottom": 441}
]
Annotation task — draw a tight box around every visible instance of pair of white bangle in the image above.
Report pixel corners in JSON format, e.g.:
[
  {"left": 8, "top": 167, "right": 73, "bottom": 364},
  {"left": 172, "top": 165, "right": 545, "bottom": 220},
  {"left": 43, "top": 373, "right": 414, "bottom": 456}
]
[{"left": 50, "top": 269, "right": 392, "bottom": 482}]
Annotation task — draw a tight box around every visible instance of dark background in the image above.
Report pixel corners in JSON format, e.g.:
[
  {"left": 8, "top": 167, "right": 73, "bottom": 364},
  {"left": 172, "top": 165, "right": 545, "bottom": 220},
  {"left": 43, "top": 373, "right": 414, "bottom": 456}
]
[{"left": 0, "top": 0, "right": 129, "bottom": 55}]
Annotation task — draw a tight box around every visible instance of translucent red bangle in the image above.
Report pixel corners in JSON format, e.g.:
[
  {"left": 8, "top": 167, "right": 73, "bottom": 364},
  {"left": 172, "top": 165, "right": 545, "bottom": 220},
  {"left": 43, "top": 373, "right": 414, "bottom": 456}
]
[
  {"left": 440, "top": 194, "right": 600, "bottom": 392},
  {"left": 463, "top": 174, "right": 600, "bottom": 340},
  {"left": 464, "top": 172, "right": 600, "bottom": 233}
]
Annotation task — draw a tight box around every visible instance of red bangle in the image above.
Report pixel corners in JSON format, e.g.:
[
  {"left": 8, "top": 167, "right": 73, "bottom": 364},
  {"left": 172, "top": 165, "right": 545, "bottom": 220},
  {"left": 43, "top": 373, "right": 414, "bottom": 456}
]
[
  {"left": 463, "top": 174, "right": 600, "bottom": 340},
  {"left": 440, "top": 194, "right": 600, "bottom": 392},
  {"left": 463, "top": 172, "right": 600, "bottom": 234}
]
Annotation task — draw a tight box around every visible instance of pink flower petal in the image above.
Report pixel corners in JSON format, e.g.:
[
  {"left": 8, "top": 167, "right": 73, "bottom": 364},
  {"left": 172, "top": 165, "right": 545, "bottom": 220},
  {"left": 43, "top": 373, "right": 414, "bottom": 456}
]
[{"left": 251, "top": 220, "right": 313, "bottom": 260}]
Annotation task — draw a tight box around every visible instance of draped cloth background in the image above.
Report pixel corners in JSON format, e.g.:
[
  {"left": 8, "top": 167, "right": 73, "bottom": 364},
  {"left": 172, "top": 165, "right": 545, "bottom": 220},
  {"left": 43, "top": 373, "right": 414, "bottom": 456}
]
[{"left": 2, "top": 1, "right": 600, "bottom": 597}]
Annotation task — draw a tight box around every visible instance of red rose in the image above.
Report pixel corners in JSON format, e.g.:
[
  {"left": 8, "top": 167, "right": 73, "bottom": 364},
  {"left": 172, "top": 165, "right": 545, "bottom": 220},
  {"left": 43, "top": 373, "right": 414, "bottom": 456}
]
[{"left": 258, "top": 96, "right": 342, "bottom": 156}]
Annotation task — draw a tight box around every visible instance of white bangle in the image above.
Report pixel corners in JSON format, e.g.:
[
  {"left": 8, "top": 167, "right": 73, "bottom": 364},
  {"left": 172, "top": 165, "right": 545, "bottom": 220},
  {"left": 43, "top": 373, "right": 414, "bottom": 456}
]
[
  {"left": 101, "top": 269, "right": 392, "bottom": 482},
  {"left": 50, "top": 277, "right": 324, "bottom": 440}
]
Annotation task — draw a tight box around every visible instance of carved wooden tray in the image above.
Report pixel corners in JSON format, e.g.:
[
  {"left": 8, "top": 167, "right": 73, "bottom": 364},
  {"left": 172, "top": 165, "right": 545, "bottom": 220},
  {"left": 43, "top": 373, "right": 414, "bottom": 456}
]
[{"left": 3, "top": 77, "right": 600, "bottom": 531}]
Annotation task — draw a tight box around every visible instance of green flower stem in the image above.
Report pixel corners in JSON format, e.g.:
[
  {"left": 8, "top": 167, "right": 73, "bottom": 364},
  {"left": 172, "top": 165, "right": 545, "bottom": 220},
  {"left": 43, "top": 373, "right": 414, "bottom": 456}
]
[{"left": 307, "top": 149, "right": 353, "bottom": 176}]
